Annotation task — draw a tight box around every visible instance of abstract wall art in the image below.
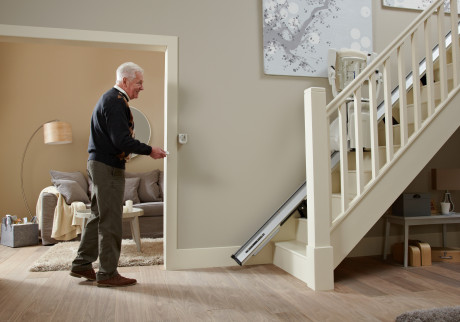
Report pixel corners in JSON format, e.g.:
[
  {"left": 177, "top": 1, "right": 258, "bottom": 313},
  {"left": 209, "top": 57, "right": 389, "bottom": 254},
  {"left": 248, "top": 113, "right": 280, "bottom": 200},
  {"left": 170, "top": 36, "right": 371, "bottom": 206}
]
[{"left": 262, "top": 0, "right": 373, "bottom": 77}]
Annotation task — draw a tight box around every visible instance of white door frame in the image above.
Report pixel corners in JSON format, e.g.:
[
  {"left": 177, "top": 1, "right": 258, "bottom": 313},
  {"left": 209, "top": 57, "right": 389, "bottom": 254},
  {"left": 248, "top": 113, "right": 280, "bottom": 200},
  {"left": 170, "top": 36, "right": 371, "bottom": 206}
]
[{"left": 0, "top": 24, "right": 179, "bottom": 269}]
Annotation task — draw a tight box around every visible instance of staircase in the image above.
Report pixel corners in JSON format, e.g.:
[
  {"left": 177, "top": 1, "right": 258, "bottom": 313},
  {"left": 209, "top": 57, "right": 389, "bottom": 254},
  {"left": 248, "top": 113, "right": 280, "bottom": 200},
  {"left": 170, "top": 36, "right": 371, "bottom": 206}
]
[{"left": 273, "top": 0, "right": 460, "bottom": 290}]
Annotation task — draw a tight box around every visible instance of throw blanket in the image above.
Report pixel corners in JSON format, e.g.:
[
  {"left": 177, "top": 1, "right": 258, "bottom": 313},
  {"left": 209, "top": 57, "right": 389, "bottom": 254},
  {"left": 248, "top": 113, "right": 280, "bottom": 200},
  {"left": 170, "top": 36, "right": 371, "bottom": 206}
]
[{"left": 36, "top": 186, "right": 86, "bottom": 241}]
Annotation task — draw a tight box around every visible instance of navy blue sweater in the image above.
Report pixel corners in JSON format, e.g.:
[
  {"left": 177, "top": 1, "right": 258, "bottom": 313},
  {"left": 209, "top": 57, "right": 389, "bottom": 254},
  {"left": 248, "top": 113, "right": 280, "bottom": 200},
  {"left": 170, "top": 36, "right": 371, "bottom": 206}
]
[{"left": 88, "top": 88, "right": 152, "bottom": 169}]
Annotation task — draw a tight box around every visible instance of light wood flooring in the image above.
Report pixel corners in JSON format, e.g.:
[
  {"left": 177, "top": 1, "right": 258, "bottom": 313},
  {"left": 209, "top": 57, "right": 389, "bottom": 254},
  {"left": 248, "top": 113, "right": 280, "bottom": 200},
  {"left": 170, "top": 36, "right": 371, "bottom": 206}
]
[{"left": 0, "top": 244, "right": 459, "bottom": 321}]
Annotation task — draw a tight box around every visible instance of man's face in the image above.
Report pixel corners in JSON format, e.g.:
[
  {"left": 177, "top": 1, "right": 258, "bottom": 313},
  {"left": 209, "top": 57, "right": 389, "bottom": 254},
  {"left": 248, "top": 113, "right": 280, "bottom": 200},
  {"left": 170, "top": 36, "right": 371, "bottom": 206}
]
[{"left": 124, "top": 71, "right": 144, "bottom": 99}]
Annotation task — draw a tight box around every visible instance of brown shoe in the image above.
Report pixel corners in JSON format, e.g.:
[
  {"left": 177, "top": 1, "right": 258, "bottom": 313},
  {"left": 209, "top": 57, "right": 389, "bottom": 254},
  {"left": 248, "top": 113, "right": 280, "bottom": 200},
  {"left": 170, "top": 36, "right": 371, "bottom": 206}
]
[
  {"left": 70, "top": 269, "right": 96, "bottom": 281},
  {"left": 96, "top": 274, "right": 137, "bottom": 287}
]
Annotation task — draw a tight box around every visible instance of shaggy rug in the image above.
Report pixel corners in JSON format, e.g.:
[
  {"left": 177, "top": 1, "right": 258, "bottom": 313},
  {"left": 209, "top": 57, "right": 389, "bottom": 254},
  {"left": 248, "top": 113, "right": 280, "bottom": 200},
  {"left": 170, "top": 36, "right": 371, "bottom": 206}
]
[
  {"left": 395, "top": 306, "right": 460, "bottom": 322},
  {"left": 29, "top": 238, "right": 163, "bottom": 272}
]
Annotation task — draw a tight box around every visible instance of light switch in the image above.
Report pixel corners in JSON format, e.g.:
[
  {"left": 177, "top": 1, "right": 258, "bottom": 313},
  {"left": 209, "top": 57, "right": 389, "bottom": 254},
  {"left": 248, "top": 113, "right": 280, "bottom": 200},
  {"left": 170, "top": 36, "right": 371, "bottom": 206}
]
[{"left": 178, "top": 133, "right": 188, "bottom": 144}]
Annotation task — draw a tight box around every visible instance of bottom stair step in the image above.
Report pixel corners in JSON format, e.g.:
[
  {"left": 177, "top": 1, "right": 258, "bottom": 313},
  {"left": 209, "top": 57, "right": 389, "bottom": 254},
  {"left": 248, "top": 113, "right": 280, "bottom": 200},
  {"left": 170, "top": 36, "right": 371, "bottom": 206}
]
[{"left": 273, "top": 240, "right": 308, "bottom": 283}]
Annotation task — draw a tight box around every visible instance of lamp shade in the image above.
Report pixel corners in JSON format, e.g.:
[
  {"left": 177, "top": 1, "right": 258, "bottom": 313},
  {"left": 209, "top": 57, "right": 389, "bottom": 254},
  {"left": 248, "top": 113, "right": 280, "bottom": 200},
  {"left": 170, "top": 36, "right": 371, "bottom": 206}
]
[
  {"left": 43, "top": 121, "right": 72, "bottom": 144},
  {"left": 431, "top": 168, "right": 460, "bottom": 190}
]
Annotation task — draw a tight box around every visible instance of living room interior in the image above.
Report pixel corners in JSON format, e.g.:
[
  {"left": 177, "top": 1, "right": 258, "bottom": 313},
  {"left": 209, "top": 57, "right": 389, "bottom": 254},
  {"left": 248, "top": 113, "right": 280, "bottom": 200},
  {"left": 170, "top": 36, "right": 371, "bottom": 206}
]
[{"left": 1, "top": 0, "right": 460, "bottom": 320}]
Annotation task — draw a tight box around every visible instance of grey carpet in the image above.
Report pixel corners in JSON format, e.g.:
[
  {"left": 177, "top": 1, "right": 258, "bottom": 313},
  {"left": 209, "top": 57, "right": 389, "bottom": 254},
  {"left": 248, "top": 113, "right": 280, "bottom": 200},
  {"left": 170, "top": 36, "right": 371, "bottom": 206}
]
[{"left": 395, "top": 306, "right": 460, "bottom": 322}]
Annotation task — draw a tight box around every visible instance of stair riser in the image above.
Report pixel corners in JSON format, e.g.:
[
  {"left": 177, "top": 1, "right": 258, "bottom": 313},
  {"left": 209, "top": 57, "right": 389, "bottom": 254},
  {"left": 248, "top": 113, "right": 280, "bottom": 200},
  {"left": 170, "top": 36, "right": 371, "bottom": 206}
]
[
  {"left": 296, "top": 218, "right": 308, "bottom": 244},
  {"left": 273, "top": 245, "right": 308, "bottom": 284},
  {"left": 332, "top": 170, "right": 373, "bottom": 194}
]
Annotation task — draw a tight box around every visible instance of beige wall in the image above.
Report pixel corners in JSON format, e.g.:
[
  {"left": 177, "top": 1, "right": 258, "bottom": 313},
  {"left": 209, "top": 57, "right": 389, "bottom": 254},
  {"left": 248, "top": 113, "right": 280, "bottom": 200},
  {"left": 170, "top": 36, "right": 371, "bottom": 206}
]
[
  {"left": 0, "top": 41, "right": 164, "bottom": 218},
  {"left": 0, "top": 1, "right": 458, "bottom": 253}
]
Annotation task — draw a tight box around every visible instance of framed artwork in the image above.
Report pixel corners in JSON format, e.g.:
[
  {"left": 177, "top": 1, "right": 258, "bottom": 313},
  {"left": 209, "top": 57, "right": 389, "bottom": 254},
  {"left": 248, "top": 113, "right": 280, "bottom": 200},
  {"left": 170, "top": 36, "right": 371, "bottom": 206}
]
[
  {"left": 262, "top": 0, "right": 373, "bottom": 77},
  {"left": 382, "top": 0, "right": 460, "bottom": 12}
]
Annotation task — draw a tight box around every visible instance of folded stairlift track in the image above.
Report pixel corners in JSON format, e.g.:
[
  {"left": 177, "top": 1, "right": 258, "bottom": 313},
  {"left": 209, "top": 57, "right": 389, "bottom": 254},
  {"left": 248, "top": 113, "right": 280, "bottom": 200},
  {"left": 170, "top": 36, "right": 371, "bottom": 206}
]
[{"left": 231, "top": 182, "right": 306, "bottom": 265}]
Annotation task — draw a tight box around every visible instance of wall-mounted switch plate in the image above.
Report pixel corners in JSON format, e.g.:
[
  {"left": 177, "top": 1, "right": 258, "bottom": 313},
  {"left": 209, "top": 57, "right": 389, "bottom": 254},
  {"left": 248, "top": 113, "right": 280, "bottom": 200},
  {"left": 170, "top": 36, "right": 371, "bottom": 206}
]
[{"left": 178, "top": 133, "right": 188, "bottom": 144}]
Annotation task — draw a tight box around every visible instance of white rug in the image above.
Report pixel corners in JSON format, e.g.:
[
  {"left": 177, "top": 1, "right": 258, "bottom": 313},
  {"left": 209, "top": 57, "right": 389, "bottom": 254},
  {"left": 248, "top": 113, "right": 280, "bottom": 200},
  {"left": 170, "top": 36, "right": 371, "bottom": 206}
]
[{"left": 29, "top": 238, "right": 163, "bottom": 272}]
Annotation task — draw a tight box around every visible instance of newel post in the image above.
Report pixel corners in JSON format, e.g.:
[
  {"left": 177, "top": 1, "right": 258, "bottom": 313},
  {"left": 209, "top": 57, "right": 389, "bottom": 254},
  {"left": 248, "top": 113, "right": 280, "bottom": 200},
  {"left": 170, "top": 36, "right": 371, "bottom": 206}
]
[{"left": 304, "top": 87, "right": 334, "bottom": 291}]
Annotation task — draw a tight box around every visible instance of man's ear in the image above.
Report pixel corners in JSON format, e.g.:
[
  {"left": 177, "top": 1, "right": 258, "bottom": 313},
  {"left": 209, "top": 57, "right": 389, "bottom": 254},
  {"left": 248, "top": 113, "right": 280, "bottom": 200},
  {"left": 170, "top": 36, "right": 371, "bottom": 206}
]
[{"left": 118, "top": 77, "right": 129, "bottom": 91}]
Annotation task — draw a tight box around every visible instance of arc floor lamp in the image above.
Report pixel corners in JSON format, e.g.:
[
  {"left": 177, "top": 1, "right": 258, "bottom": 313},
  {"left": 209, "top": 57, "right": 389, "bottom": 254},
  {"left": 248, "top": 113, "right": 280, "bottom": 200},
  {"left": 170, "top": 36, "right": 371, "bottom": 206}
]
[{"left": 21, "top": 120, "right": 72, "bottom": 219}]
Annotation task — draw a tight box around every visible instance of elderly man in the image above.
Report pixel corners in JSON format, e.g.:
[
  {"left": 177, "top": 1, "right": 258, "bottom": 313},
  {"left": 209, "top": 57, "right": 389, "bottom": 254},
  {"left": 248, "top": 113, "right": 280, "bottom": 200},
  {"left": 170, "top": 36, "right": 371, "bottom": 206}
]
[{"left": 70, "top": 62, "right": 167, "bottom": 287}]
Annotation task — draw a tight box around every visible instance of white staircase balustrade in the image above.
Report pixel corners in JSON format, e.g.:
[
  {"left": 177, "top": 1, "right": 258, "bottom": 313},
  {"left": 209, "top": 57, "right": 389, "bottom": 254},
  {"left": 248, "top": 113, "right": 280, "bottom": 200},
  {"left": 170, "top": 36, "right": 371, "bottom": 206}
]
[{"left": 297, "top": 0, "right": 460, "bottom": 290}]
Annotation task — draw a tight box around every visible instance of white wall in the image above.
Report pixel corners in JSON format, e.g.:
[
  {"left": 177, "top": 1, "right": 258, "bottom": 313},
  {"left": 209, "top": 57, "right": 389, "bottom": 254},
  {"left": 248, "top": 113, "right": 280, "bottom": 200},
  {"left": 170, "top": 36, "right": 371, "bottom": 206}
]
[{"left": 1, "top": 1, "right": 449, "bottom": 253}]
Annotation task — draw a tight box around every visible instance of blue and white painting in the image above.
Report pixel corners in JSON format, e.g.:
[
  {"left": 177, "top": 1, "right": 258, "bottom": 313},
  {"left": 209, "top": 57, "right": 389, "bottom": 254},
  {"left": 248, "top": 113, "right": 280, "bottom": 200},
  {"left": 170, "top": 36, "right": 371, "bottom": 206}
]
[
  {"left": 263, "top": 0, "right": 373, "bottom": 77},
  {"left": 383, "top": 0, "right": 460, "bottom": 12}
]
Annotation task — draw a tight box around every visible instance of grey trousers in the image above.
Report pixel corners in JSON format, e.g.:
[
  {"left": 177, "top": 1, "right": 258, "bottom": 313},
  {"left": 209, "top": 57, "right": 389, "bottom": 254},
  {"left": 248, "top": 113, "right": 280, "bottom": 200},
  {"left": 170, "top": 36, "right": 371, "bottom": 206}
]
[{"left": 71, "top": 160, "right": 125, "bottom": 281}]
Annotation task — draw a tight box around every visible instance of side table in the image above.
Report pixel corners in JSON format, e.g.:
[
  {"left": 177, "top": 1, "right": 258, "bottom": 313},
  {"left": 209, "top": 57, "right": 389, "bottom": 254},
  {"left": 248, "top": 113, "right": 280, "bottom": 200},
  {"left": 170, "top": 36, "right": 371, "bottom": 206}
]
[
  {"left": 122, "top": 207, "right": 144, "bottom": 252},
  {"left": 383, "top": 213, "right": 460, "bottom": 267},
  {"left": 75, "top": 207, "right": 144, "bottom": 252}
]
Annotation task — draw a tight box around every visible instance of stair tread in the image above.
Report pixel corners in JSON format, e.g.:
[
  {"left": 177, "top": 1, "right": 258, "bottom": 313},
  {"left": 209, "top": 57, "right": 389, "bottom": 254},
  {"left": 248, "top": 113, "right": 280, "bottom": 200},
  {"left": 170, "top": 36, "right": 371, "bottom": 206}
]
[
  {"left": 332, "top": 193, "right": 355, "bottom": 197},
  {"left": 275, "top": 240, "right": 307, "bottom": 256}
]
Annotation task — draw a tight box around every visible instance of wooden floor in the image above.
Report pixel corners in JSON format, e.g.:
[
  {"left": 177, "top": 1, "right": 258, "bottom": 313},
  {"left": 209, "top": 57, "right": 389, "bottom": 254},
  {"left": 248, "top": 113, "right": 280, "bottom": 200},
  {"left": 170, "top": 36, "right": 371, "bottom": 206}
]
[{"left": 0, "top": 245, "right": 459, "bottom": 322}]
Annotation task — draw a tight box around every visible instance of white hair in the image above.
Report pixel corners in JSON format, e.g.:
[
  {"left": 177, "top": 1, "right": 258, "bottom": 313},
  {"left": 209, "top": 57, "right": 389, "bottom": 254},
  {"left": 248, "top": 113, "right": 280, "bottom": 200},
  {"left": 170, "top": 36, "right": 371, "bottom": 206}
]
[{"left": 116, "top": 62, "right": 144, "bottom": 84}]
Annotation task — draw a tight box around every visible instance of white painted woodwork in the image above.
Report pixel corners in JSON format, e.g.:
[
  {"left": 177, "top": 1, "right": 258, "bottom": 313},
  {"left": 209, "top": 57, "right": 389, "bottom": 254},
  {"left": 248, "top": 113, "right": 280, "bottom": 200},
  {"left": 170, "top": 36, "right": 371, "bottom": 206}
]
[
  {"left": 437, "top": 4, "right": 448, "bottom": 101},
  {"left": 450, "top": 0, "right": 460, "bottom": 87},
  {"left": 398, "top": 45, "right": 408, "bottom": 146},
  {"left": 411, "top": 32, "right": 422, "bottom": 131},
  {"left": 338, "top": 103, "right": 349, "bottom": 213},
  {"left": 425, "top": 17, "right": 435, "bottom": 116},
  {"left": 303, "top": 87, "right": 334, "bottom": 291},
  {"left": 383, "top": 59, "right": 394, "bottom": 163},
  {"left": 368, "top": 73, "right": 380, "bottom": 179},
  {"left": 353, "top": 90, "right": 364, "bottom": 196}
]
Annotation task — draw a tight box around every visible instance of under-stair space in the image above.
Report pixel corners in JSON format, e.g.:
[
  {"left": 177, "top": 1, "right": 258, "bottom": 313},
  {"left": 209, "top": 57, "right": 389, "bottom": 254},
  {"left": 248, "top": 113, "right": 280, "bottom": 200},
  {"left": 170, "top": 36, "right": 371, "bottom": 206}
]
[{"left": 273, "top": 0, "right": 460, "bottom": 290}]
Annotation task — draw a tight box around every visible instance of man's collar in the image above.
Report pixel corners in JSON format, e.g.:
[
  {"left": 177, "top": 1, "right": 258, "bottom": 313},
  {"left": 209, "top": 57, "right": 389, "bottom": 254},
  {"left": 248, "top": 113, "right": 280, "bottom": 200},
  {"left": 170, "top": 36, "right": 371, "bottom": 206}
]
[{"left": 114, "top": 85, "right": 130, "bottom": 101}]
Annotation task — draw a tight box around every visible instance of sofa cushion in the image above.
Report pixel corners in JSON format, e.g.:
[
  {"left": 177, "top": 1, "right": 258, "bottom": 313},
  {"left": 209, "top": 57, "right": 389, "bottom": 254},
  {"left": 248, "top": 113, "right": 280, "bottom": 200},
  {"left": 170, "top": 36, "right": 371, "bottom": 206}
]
[
  {"left": 132, "top": 202, "right": 163, "bottom": 217},
  {"left": 126, "top": 170, "right": 161, "bottom": 202},
  {"left": 50, "top": 170, "right": 88, "bottom": 195},
  {"left": 52, "top": 179, "right": 90, "bottom": 204},
  {"left": 123, "top": 177, "right": 141, "bottom": 204}
]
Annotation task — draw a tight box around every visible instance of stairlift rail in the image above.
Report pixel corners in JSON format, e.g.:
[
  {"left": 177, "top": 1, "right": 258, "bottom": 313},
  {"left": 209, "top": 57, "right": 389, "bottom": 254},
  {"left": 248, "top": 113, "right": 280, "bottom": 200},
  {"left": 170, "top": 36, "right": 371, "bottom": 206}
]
[{"left": 231, "top": 182, "right": 306, "bottom": 265}]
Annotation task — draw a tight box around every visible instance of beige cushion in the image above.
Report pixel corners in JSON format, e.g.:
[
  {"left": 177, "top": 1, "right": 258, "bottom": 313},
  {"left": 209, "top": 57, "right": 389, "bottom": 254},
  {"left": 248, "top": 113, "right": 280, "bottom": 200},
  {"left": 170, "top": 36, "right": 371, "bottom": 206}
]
[
  {"left": 126, "top": 170, "right": 161, "bottom": 202},
  {"left": 50, "top": 170, "right": 88, "bottom": 194},
  {"left": 123, "top": 177, "right": 140, "bottom": 204}
]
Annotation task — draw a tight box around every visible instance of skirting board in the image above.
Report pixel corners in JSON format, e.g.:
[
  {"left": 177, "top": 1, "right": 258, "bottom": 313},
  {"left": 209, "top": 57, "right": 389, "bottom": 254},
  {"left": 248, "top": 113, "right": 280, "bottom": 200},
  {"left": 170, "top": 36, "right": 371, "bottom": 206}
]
[
  {"left": 164, "top": 243, "right": 276, "bottom": 270},
  {"left": 164, "top": 226, "right": 460, "bottom": 270}
]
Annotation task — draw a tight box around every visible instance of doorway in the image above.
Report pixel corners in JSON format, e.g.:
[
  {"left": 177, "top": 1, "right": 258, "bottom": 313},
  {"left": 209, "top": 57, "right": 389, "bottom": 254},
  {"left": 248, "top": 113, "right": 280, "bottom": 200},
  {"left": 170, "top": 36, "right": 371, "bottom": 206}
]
[{"left": 0, "top": 25, "right": 178, "bottom": 268}]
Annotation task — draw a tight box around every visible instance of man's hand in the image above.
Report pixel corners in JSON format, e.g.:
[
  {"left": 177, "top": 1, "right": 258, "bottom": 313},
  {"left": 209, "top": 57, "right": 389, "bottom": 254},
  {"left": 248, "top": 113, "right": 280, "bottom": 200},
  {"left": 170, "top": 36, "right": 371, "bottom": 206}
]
[{"left": 150, "top": 146, "right": 167, "bottom": 159}]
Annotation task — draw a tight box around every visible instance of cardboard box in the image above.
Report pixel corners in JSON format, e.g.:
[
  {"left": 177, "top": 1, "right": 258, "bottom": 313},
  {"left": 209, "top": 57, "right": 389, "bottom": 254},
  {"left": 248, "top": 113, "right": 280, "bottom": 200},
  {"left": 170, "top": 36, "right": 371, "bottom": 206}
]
[
  {"left": 431, "top": 247, "right": 460, "bottom": 263},
  {"left": 392, "top": 193, "right": 431, "bottom": 217},
  {"left": 1, "top": 222, "right": 39, "bottom": 248}
]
